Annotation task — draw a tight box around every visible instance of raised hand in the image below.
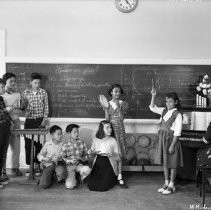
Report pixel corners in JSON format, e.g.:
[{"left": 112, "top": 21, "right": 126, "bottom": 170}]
[{"left": 151, "top": 88, "right": 156, "bottom": 96}]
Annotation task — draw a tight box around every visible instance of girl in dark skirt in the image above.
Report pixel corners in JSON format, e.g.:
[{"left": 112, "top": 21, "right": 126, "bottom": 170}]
[
  {"left": 88, "top": 120, "right": 120, "bottom": 192},
  {"left": 149, "top": 88, "right": 183, "bottom": 195}
]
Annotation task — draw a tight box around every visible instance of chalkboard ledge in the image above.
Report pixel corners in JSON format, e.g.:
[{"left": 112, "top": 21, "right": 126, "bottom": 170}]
[
  {"left": 49, "top": 118, "right": 160, "bottom": 125},
  {"left": 20, "top": 117, "right": 160, "bottom": 125}
]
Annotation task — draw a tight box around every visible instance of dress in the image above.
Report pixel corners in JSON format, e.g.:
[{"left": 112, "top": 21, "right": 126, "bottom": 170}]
[
  {"left": 154, "top": 108, "right": 183, "bottom": 169},
  {"left": 108, "top": 100, "right": 128, "bottom": 157}
]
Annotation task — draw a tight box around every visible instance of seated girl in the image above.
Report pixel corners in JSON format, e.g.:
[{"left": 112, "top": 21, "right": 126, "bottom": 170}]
[{"left": 87, "top": 120, "right": 121, "bottom": 192}]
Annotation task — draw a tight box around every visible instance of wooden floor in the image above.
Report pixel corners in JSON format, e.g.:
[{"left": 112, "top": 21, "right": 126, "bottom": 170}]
[{"left": 0, "top": 172, "right": 210, "bottom": 210}]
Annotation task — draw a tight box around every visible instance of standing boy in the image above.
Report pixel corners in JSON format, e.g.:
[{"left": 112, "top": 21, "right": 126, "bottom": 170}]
[
  {"left": 2, "top": 73, "right": 23, "bottom": 177},
  {"left": 21, "top": 73, "right": 49, "bottom": 175},
  {"left": 0, "top": 78, "right": 12, "bottom": 188}
]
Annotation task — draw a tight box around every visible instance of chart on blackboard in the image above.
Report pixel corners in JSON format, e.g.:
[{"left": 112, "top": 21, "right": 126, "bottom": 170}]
[{"left": 6, "top": 63, "right": 209, "bottom": 119}]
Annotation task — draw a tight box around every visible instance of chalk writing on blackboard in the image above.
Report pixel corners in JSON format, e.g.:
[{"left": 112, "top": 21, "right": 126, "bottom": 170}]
[{"left": 6, "top": 63, "right": 209, "bottom": 118}]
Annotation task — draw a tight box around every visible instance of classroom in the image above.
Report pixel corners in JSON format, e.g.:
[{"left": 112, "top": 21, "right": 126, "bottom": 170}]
[{"left": 0, "top": 0, "right": 211, "bottom": 210}]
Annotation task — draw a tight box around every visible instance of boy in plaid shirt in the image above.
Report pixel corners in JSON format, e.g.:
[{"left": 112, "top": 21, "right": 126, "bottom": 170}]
[
  {"left": 21, "top": 73, "right": 49, "bottom": 175},
  {"left": 61, "top": 124, "right": 91, "bottom": 189}
]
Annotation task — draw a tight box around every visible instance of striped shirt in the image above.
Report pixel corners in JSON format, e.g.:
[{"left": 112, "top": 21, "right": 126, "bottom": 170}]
[{"left": 21, "top": 88, "right": 49, "bottom": 119}]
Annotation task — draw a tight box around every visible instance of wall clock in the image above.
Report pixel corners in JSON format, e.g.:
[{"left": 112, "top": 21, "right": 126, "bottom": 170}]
[{"left": 115, "top": 0, "right": 138, "bottom": 13}]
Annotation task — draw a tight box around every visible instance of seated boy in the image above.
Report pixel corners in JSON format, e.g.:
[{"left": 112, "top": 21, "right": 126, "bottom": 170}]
[
  {"left": 61, "top": 124, "right": 91, "bottom": 189},
  {"left": 37, "top": 125, "right": 66, "bottom": 189}
]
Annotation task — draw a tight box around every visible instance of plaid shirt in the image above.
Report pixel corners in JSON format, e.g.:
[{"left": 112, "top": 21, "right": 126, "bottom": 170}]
[
  {"left": 21, "top": 88, "right": 49, "bottom": 119},
  {"left": 61, "top": 138, "right": 88, "bottom": 165},
  {"left": 0, "top": 96, "right": 11, "bottom": 124}
]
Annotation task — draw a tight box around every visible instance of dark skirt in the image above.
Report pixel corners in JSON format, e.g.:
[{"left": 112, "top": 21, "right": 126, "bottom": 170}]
[
  {"left": 88, "top": 155, "right": 117, "bottom": 192},
  {"left": 154, "top": 130, "right": 183, "bottom": 169}
]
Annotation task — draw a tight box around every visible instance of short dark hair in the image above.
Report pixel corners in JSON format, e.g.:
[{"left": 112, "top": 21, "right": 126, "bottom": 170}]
[
  {"left": 166, "top": 92, "right": 182, "bottom": 111},
  {"left": 30, "top": 72, "right": 42, "bottom": 81},
  {"left": 50, "top": 125, "right": 62, "bottom": 134},
  {"left": 0, "top": 78, "right": 6, "bottom": 85},
  {"left": 3, "top": 73, "right": 16, "bottom": 82},
  {"left": 66, "top": 124, "right": 80, "bottom": 133},
  {"left": 108, "top": 84, "right": 124, "bottom": 96},
  {"left": 96, "top": 120, "right": 115, "bottom": 139}
]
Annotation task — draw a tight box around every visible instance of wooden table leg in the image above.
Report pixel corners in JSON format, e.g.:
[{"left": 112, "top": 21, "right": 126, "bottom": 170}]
[
  {"left": 202, "top": 169, "right": 205, "bottom": 207},
  {"left": 29, "top": 136, "right": 34, "bottom": 181}
]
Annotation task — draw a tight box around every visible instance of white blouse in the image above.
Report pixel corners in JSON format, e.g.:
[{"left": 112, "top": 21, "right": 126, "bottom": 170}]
[
  {"left": 91, "top": 137, "right": 120, "bottom": 175},
  {"left": 149, "top": 105, "right": 182, "bottom": 137}
]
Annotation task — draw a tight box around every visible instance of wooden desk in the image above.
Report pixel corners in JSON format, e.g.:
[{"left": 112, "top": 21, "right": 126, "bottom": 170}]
[{"left": 11, "top": 128, "right": 49, "bottom": 181}]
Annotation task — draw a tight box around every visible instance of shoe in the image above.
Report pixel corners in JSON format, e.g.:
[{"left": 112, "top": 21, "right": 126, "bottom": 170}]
[
  {"left": 35, "top": 166, "right": 42, "bottom": 177},
  {"left": 58, "top": 179, "right": 65, "bottom": 184},
  {"left": 0, "top": 177, "right": 8, "bottom": 185},
  {"left": 162, "top": 186, "right": 176, "bottom": 195},
  {"left": 25, "top": 169, "right": 30, "bottom": 177},
  {"left": 0, "top": 173, "right": 9, "bottom": 181},
  {"left": 118, "top": 179, "right": 128, "bottom": 189},
  {"left": 82, "top": 175, "right": 90, "bottom": 185},
  {"left": 36, "top": 180, "right": 40, "bottom": 186},
  {"left": 11, "top": 168, "right": 23, "bottom": 177},
  {"left": 158, "top": 184, "right": 168, "bottom": 193}
]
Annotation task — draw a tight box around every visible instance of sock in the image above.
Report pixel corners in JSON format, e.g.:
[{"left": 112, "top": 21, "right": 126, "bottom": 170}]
[
  {"left": 118, "top": 174, "right": 122, "bottom": 181},
  {"left": 169, "top": 181, "right": 174, "bottom": 188},
  {"left": 165, "top": 180, "right": 169, "bottom": 186}
]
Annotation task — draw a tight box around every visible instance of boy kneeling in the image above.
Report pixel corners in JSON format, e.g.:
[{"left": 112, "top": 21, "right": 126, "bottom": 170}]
[
  {"left": 37, "top": 125, "right": 66, "bottom": 189},
  {"left": 62, "top": 124, "right": 91, "bottom": 189}
]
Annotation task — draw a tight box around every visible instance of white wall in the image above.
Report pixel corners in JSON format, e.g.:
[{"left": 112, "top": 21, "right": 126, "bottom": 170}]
[
  {"left": 0, "top": 30, "right": 5, "bottom": 76},
  {"left": 0, "top": 1, "right": 211, "bottom": 60}
]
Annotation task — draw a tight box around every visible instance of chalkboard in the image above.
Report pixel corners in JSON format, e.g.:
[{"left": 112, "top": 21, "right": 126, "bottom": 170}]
[{"left": 6, "top": 63, "right": 209, "bottom": 119}]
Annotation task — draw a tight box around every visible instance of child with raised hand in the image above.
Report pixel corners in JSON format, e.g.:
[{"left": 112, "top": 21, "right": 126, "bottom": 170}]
[
  {"left": 99, "top": 84, "right": 128, "bottom": 188},
  {"left": 62, "top": 124, "right": 91, "bottom": 189},
  {"left": 88, "top": 120, "right": 121, "bottom": 192},
  {"left": 149, "top": 88, "right": 183, "bottom": 195},
  {"left": 37, "top": 125, "right": 66, "bottom": 189}
]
